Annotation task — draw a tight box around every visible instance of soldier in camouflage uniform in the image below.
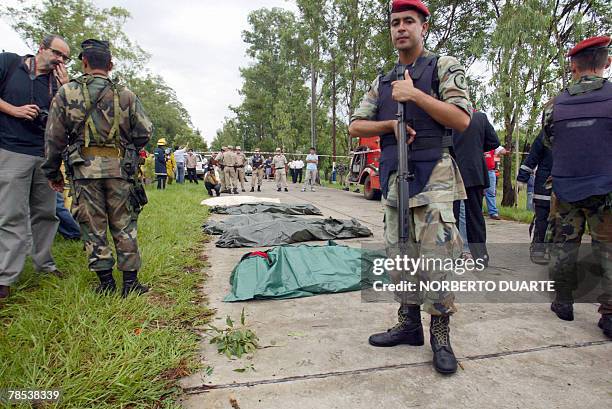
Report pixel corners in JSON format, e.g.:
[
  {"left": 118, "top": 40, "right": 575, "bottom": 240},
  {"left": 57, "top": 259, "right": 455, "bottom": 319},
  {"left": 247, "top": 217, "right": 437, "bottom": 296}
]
[
  {"left": 42, "top": 39, "right": 152, "bottom": 297},
  {"left": 349, "top": 0, "right": 471, "bottom": 374},
  {"left": 542, "top": 36, "right": 611, "bottom": 338}
]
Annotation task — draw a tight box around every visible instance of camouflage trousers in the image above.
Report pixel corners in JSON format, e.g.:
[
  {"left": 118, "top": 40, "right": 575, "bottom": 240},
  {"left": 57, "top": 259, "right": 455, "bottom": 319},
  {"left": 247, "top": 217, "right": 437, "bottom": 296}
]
[
  {"left": 72, "top": 178, "right": 141, "bottom": 272},
  {"left": 384, "top": 172, "right": 463, "bottom": 316},
  {"left": 548, "top": 193, "right": 612, "bottom": 315}
]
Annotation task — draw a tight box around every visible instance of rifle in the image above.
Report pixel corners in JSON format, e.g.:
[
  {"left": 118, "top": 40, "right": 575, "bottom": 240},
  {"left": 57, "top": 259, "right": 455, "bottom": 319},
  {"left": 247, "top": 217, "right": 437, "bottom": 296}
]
[
  {"left": 396, "top": 64, "right": 415, "bottom": 254},
  {"left": 122, "top": 143, "right": 148, "bottom": 213}
]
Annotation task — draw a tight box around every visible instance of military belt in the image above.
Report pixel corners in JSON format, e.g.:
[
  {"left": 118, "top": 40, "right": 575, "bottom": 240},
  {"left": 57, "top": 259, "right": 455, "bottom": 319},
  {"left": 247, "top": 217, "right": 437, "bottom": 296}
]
[{"left": 82, "top": 146, "right": 123, "bottom": 158}]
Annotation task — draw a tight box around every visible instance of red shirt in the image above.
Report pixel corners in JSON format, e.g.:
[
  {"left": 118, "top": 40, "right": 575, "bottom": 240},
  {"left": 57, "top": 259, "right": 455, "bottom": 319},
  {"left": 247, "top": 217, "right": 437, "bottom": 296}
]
[{"left": 484, "top": 150, "right": 495, "bottom": 170}]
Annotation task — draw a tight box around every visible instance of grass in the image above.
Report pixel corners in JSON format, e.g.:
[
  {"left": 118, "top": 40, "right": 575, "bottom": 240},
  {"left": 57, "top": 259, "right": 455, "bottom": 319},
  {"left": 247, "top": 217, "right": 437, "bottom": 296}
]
[
  {"left": 0, "top": 182, "right": 212, "bottom": 408},
  {"left": 485, "top": 187, "right": 535, "bottom": 224}
]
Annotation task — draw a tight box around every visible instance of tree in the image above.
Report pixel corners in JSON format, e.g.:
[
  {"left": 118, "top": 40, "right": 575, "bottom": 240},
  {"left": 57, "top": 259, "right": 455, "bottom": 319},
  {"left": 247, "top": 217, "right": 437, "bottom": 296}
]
[
  {"left": 1, "top": 0, "right": 205, "bottom": 152},
  {"left": 487, "top": 0, "right": 611, "bottom": 206}
]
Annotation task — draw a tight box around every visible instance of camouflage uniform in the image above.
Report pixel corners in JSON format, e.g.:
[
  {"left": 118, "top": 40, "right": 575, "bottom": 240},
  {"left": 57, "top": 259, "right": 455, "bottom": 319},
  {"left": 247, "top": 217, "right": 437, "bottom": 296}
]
[
  {"left": 542, "top": 75, "right": 612, "bottom": 315},
  {"left": 42, "top": 73, "right": 152, "bottom": 274},
  {"left": 351, "top": 49, "right": 471, "bottom": 316}
]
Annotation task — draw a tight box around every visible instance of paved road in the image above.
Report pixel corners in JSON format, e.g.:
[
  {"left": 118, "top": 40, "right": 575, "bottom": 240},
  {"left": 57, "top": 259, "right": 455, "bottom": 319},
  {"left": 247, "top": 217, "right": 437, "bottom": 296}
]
[{"left": 180, "top": 181, "right": 611, "bottom": 409}]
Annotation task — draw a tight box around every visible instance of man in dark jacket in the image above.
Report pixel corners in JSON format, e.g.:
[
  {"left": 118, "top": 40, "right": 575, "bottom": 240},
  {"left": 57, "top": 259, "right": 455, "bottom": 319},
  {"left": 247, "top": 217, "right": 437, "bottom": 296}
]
[
  {"left": 0, "top": 34, "right": 71, "bottom": 300},
  {"left": 452, "top": 111, "right": 501, "bottom": 266},
  {"left": 517, "top": 131, "right": 552, "bottom": 264}
]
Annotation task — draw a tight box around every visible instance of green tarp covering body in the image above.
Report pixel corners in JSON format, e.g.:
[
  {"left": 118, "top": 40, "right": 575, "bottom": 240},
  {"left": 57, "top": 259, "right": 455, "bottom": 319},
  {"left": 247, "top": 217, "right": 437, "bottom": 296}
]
[{"left": 224, "top": 242, "right": 385, "bottom": 302}]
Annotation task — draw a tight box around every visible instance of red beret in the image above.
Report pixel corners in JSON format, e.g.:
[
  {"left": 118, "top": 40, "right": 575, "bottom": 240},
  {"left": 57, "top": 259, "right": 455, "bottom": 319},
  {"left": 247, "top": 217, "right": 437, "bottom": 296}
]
[
  {"left": 567, "top": 36, "right": 610, "bottom": 57},
  {"left": 390, "top": 0, "right": 430, "bottom": 18}
]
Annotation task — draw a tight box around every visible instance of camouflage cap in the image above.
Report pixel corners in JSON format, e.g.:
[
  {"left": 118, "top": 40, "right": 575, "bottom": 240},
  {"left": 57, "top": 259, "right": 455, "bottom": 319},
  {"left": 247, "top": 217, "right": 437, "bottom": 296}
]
[{"left": 78, "top": 39, "right": 111, "bottom": 60}]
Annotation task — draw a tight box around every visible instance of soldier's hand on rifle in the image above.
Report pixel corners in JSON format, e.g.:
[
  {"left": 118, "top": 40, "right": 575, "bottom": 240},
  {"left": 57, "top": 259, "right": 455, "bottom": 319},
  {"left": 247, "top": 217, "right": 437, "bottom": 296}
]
[
  {"left": 391, "top": 69, "right": 422, "bottom": 103},
  {"left": 48, "top": 178, "right": 65, "bottom": 193},
  {"left": 392, "top": 120, "right": 416, "bottom": 145}
]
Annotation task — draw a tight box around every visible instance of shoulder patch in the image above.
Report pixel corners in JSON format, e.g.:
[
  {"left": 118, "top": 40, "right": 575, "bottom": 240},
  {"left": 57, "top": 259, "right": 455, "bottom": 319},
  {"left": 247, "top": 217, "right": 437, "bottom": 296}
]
[
  {"left": 448, "top": 63, "right": 465, "bottom": 74},
  {"left": 454, "top": 73, "right": 468, "bottom": 90}
]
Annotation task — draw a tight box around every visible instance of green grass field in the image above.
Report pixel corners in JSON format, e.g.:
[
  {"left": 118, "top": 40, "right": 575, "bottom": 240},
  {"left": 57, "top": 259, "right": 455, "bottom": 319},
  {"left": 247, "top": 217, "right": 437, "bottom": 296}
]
[{"left": 0, "top": 183, "right": 211, "bottom": 408}]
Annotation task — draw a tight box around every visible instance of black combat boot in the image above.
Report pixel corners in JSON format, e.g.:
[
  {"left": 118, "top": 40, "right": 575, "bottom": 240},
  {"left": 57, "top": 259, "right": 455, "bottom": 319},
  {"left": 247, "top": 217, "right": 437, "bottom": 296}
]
[
  {"left": 284, "top": 187, "right": 288, "bottom": 192},
  {"left": 369, "top": 305, "right": 424, "bottom": 347},
  {"left": 257, "top": 186, "right": 261, "bottom": 192},
  {"left": 277, "top": 187, "right": 281, "bottom": 192},
  {"left": 121, "top": 271, "right": 149, "bottom": 298},
  {"left": 242, "top": 188, "right": 246, "bottom": 192},
  {"left": 250, "top": 187, "right": 254, "bottom": 192},
  {"left": 0, "top": 285, "right": 10, "bottom": 300},
  {"left": 95, "top": 270, "right": 116, "bottom": 294},
  {"left": 551, "top": 302, "right": 574, "bottom": 321},
  {"left": 430, "top": 315, "right": 457, "bottom": 375},
  {"left": 233, "top": 188, "right": 239, "bottom": 195},
  {"left": 529, "top": 242, "right": 548, "bottom": 265},
  {"left": 598, "top": 315, "right": 611, "bottom": 338}
]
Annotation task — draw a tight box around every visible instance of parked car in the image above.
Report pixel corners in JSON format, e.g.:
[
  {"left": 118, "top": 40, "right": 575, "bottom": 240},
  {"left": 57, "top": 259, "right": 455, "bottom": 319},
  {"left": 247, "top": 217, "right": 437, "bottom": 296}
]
[{"left": 195, "top": 154, "right": 207, "bottom": 177}]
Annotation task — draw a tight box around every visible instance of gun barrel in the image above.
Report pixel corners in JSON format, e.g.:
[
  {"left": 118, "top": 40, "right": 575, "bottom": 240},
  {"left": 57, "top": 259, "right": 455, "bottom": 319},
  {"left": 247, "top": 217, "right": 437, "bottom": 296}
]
[{"left": 396, "top": 64, "right": 413, "bottom": 247}]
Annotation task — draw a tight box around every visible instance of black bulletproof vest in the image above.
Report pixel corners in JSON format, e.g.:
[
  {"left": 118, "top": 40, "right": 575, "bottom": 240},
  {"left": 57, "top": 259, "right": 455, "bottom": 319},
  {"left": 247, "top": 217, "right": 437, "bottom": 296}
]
[
  {"left": 375, "top": 54, "right": 452, "bottom": 198},
  {"left": 551, "top": 79, "right": 612, "bottom": 202}
]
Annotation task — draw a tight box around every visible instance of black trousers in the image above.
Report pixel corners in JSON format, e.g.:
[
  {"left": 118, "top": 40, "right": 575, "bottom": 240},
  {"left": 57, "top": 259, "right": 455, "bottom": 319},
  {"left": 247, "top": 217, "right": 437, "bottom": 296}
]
[
  {"left": 454, "top": 186, "right": 489, "bottom": 264},
  {"left": 291, "top": 168, "right": 298, "bottom": 183},
  {"left": 533, "top": 199, "right": 551, "bottom": 243},
  {"left": 187, "top": 168, "right": 198, "bottom": 183},
  {"left": 156, "top": 175, "right": 167, "bottom": 189},
  {"left": 296, "top": 168, "right": 303, "bottom": 183},
  {"left": 205, "top": 182, "right": 221, "bottom": 196}
]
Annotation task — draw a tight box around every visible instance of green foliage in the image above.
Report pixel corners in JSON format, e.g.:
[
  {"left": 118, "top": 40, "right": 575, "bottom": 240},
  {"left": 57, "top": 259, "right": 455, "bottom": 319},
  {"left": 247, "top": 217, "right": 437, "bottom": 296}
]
[
  {"left": 0, "top": 0, "right": 206, "bottom": 152},
  {"left": 1, "top": 0, "right": 149, "bottom": 75},
  {"left": 208, "top": 308, "right": 259, "bottom": 359},
  {"left": 0, "top": 183, "right": 212, "bottom": 408}
]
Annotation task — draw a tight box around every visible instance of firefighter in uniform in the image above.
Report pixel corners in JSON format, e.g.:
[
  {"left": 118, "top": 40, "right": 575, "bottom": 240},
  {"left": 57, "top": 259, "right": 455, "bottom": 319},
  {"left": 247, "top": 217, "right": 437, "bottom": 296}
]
[
  {"left": 42, "top": 39, "right": 152, "bottom": 297},
  {"left": 543, "top": 36, "right": 611, "bottom": 339},
  {"left": 349, "top": 0, "right": 472, "bottom": 374}
]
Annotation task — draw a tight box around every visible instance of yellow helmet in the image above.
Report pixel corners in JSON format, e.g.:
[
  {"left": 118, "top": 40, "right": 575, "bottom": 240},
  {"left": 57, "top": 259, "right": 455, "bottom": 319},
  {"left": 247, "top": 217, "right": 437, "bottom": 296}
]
[{"left": 157, "top": 138, "right": 167, "bottom": 146}]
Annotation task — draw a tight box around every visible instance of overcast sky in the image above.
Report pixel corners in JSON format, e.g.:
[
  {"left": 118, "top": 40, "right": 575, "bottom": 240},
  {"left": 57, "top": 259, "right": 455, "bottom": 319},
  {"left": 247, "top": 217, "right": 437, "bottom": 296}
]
[{"left": 0, "top": 0, "right": 298, "bottom": 143}]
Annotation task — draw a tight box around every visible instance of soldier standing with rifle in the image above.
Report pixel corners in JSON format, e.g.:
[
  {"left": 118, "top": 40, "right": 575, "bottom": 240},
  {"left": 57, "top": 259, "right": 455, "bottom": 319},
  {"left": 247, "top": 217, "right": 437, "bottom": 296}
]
[
  {"left": 350, "top": 0, "right": 471, "bottom": 374},
  {"left": 543, "top": 36, "right": 611, "bottom": 338},
  {"left": 42, "top": 39, "right": 152, "bottom": 297}
]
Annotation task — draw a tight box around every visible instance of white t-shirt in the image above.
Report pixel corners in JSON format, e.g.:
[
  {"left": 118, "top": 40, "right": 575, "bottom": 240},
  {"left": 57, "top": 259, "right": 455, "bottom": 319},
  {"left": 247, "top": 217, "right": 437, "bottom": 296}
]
[
  {"left": 174, "top": 148, "right": 187, "bottom": 163},
  {"left": 294, "top": 160, "right": 304, "bottom": 169},
  {"left": 306, "top": 154, "right": 318, "bottom": 171}
]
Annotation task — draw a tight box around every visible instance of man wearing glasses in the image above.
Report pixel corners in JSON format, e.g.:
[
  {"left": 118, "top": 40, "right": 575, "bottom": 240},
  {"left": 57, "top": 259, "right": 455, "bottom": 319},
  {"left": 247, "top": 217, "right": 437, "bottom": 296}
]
[{"left": 0, "top": 34, "right": 70, "bottom": 302}]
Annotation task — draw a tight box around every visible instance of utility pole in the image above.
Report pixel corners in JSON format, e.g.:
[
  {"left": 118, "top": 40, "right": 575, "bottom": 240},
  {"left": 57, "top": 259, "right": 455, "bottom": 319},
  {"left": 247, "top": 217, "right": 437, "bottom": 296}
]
[
  {"left": 331, "top": 53, "right": 337, "bottom": 164},
  {"left": 310, "top": 59, "right": 317, "bottom": 149}
]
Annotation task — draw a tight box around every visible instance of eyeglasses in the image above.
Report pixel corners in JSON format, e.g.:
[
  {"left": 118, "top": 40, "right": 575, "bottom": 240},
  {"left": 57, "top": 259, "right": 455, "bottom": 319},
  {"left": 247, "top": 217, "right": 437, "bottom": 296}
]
[{"left": 47, "top": 47, "right": 71, "bottom": 62}]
